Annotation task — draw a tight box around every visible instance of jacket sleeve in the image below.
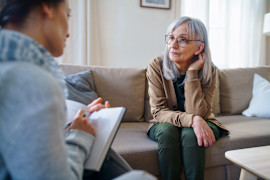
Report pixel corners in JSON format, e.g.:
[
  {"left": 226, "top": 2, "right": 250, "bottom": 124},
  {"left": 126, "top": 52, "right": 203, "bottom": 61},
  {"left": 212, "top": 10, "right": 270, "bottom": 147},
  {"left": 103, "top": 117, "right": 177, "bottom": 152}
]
[
  {"left": 146, "top": 58, "right": 194, "bottom": 127},
  {"left": 0, "top": 64, "right": 93, "bottom": 180},
  {"left": 184, "top": 69, "right": 216, "bottom": 119}
]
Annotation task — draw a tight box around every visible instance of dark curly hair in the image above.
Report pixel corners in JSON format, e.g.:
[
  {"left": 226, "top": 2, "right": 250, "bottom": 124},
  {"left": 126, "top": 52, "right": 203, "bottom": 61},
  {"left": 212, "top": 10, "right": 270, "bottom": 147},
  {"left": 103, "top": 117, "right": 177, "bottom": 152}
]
[{"left": 0, "top": 0, "right": 64, "bottom": 28}]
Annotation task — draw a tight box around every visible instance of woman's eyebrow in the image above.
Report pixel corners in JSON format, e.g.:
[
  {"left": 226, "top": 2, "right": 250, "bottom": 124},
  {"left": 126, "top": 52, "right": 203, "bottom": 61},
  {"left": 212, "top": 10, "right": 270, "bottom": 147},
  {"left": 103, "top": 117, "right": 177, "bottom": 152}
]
[{"left": 170, "top": 33, "right": 189, "bottom": 38}]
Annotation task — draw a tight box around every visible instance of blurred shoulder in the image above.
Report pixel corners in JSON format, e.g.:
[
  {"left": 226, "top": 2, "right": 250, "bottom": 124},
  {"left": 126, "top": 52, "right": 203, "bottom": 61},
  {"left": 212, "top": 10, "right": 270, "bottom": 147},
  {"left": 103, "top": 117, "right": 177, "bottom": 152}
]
[
  {"left": 0, "top": 62, "right": 63, "bottom": 98},
  {"left": 148, "top": 56, "right": 163, "bottom": 70}
]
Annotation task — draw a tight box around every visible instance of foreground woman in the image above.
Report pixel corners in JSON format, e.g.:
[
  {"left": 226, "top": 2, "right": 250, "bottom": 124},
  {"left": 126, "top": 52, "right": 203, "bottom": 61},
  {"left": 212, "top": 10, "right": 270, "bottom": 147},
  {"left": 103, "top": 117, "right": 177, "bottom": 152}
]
[{"left": 0, "top": 0, "right": 155, "bottom": 179}]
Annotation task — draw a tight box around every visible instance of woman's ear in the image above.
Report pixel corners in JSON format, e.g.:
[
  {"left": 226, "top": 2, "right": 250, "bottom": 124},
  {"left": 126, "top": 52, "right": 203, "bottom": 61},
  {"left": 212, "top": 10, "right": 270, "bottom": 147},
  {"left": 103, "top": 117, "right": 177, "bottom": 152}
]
[
  {"left": 194, "top": 43, "right": 205, "bottom": 55},
  {"left": 41, "top": 3, "right": 54, "bottom": 19}
]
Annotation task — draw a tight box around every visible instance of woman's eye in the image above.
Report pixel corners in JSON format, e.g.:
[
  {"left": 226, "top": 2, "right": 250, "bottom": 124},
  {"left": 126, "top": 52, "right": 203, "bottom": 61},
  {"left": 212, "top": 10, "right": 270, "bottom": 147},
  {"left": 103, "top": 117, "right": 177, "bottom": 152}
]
[
  {"left": 177, "top": 38, "right": 186, "bottom": 43},
  {"left": 168, "top": 36, "right": 174, "bottom": 40}
]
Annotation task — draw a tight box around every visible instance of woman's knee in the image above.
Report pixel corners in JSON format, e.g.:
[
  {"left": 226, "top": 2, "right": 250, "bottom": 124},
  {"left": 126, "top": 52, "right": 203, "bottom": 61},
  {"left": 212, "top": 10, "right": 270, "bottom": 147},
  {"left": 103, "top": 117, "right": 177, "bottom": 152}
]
[
  {"left": 181, "top": 127, "right": 198, "bottom": 146},
  {"left": 154, "top": 123, "right": 181, "bottom": 147}
]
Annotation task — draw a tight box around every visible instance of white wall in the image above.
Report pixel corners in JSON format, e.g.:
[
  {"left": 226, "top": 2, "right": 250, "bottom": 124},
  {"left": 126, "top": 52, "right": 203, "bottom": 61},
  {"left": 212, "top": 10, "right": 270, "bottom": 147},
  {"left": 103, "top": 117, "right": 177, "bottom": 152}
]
[
  {"left": 266, "top": 1, "right": 270, "bottom": 64},
  {"left": 95, "top": 0, "right": 175, "bottom": 68},
  {"left": 63, "top": 0, "right": 270, "bottom": 68}
]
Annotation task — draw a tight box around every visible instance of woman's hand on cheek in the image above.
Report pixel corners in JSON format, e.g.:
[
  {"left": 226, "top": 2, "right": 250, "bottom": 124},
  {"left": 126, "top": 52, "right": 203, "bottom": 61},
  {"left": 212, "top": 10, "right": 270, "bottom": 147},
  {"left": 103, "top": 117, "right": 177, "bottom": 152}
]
[{"left": 188, "top": 52, "right": 205, "bottom": 71}]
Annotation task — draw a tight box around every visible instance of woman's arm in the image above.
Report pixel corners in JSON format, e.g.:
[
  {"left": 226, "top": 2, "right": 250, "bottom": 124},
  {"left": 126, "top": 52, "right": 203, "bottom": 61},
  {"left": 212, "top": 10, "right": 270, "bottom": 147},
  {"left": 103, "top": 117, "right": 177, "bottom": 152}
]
[
  {"left": 0, "top": 64, "right": 92, "bottom": 180},
  {"left": 185, "top": 52, "right": 216, "bottom": 119},
  {"left": 184, "top": 69, "right": 216, "bottom": 119}
]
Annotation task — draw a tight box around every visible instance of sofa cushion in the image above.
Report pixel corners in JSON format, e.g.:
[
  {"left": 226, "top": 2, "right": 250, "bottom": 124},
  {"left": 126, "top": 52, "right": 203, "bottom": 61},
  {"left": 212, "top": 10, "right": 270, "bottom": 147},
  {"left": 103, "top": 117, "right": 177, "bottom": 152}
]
[
  {"left": 205, "top": 115, "right": 270, "bottom": 168},
  {"left": 111, "top": 122, "right": 160, "bottom": 175},
  {"left": 60, "top": 64, "right": 146, "bottom": 122},
  {"left": 242, "top": 73, "right": 270, "bottom": 118},
  {"left": 65, "top": 70, "right": 98, "bottom": 105},
  {"left": 219, "top": 66, "right": 270, "bottom": 115}
]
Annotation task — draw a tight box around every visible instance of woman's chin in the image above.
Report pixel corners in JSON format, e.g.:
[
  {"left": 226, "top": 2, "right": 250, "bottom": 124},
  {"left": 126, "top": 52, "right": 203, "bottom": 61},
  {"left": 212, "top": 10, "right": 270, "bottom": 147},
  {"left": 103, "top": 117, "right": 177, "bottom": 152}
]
[{"left": 169, "top": 57, "right": 180, "bottom": 63}]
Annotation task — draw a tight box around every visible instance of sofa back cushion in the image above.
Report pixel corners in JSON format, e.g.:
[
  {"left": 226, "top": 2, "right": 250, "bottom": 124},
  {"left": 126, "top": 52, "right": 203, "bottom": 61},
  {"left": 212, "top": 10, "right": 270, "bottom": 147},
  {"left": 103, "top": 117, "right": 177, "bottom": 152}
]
[
  {"left": 219, "top": 66, "right": 270, "bottom": 115},
  {"left": 60, "top": 64, "right": 146, "bottom": 122},
  {"left": 212, "top": 70, "right": 221, "bottom": 115}
]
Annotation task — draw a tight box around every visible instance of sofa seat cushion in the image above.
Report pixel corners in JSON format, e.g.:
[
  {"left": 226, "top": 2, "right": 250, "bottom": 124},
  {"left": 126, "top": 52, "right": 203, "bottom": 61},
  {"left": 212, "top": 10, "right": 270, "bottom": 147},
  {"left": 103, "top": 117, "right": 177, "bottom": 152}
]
[
  {"left": 205, "top": 115, "right": 270, "bottom": 168},
  {"left": 112, "top": 116, "right": 270, "bottom": 175},
  {"left": 111, "top": 122, "right": 160, "bottom": 175}
]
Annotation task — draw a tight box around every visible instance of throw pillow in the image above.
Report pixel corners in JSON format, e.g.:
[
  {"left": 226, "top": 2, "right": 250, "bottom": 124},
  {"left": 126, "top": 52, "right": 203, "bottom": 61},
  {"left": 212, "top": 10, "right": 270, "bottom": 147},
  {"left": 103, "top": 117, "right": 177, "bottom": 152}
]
[
  {"left": 65, "top": 70, "right": 98, "bottom": 105},
  {"left": 242, "top": 73, "right": 270, "bottom": 118}
]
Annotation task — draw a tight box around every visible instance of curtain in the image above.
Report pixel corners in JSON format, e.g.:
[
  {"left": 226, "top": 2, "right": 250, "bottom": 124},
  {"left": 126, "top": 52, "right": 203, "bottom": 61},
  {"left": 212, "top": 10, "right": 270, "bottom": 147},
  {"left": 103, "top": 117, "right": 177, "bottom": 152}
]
[
  {"left": 57, "top": 0, "right": 101, "bottom": 66},
  {"left": 177, "top": 0, "right": 267, "bottom": 68}
]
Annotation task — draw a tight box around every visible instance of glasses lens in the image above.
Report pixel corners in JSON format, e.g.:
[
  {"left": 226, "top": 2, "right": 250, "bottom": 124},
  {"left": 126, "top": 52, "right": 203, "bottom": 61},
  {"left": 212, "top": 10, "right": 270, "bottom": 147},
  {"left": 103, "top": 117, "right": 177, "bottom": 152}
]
[
  {"left": 165, "top": 35, "right": 173, "bottom": 44},
  {"left": 165, "top": 35, "right": 188, "bottom": 47},
  {"left": 177, "top": 38, "right": 187, "bottom": 47}
]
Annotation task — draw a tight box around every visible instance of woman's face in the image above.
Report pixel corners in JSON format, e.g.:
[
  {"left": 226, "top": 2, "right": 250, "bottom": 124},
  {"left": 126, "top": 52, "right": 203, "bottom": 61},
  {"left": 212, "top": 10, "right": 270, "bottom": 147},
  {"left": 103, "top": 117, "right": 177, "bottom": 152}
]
[
  {"left": 168, "top": 23, "right": 199, "bottom": 69},
  {"left": 44, "top": 0, "right": 70, "bottom": 57}
]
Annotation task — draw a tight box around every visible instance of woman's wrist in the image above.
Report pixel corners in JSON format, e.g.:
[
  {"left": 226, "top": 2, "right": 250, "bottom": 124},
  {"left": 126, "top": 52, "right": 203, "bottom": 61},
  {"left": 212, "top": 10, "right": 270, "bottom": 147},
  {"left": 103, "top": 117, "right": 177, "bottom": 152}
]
[{"left": 186, "top": 70, "right": 199, "bottom": 80}]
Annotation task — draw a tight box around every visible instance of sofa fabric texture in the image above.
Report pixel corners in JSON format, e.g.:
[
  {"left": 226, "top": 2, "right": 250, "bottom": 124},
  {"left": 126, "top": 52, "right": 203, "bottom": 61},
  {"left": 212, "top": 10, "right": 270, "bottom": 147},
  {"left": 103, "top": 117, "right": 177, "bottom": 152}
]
[{"left": 60, "top": 64, "right": 270, "bottom": 180}]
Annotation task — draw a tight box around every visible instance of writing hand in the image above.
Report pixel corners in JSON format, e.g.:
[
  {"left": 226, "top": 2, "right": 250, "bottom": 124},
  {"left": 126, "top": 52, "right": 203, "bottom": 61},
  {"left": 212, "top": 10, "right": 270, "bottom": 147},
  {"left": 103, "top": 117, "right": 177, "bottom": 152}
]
[
  {"left": 191, "top": 115, "right": 216, "bottom": 147},
  {"left": 67, "top": 109, "right": 95, "bottom": 136}
]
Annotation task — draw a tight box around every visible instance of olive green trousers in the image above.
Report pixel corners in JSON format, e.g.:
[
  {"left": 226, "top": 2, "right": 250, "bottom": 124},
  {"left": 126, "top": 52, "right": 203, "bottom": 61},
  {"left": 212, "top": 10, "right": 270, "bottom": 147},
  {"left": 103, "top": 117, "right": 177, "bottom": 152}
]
[{"left": 148, "top": 121, "right": 220, "bottom": 180}]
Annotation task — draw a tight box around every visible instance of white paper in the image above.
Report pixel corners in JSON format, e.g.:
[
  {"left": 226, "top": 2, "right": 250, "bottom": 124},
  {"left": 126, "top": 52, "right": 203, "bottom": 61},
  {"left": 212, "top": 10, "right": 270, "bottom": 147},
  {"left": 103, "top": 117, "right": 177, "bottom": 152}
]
[{"left": 65, "top": 99, "right": 126, "bottom": 171}]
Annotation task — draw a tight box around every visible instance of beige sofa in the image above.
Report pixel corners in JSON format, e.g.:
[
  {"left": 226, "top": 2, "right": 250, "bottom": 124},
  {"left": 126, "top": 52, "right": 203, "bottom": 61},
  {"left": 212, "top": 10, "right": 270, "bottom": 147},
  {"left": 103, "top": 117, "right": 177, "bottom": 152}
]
[{"left": 60, "top": 64, "right": 270, "bottom": 180}]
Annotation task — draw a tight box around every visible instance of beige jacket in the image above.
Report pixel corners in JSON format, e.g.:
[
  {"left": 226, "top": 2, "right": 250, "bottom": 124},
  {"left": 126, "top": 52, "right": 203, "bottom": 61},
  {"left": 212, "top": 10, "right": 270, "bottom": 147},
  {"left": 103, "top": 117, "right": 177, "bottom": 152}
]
[{"left": 146, "top": 57, "right": 228, "bottom": 135}]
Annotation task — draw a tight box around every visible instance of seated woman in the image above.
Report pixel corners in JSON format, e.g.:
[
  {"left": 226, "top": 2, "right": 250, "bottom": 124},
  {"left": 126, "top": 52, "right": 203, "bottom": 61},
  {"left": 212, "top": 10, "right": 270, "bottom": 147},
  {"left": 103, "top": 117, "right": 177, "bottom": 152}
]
[
  {"left": 0, "top": 0, "right": 155, "bottom": 180},
  {"left": 146, "top": 17, "right": 229, "bottom": 180}
]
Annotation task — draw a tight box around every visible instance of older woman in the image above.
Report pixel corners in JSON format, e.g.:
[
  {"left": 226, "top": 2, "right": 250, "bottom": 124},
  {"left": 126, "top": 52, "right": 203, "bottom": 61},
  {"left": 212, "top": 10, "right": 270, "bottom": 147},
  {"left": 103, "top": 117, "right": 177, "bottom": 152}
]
[{"left": 147, "top": 17, "right": 228, "bottom": 180}]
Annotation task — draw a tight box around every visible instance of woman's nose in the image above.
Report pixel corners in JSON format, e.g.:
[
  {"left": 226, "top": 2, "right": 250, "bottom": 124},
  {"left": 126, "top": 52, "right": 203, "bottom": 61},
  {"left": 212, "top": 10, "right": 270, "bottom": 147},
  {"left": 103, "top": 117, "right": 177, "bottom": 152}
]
[
  {"left": 66, "top": 33, "right": 70, "bottom": 38},
  {"left": 171, "top": 39, "right": 179, "bottom": 48}
]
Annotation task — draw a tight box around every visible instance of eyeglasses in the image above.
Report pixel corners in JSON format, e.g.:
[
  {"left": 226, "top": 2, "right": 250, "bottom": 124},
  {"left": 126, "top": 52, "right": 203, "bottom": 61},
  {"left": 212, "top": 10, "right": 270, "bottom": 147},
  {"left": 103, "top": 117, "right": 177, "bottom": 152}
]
[{"left": 165, "top": 35, "right": 202, "bottom": 47}]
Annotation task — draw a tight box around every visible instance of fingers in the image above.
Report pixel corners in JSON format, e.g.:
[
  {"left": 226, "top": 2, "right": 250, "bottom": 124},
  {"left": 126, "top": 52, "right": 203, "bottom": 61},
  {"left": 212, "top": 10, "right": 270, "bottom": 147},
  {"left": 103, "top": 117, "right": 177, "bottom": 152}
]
[
  {"left": 202, "top": 130, "right": 215, "bottom": 147},
  {"left": 68, "top": 109, "right": 95, "bottom": 136},
  {"left": 89, "top": 104, "right": 104, "bottom": 113},
  {"left": 188, "top": 52, "right": 205, "bottom": 71},
  {"left": 197, "top": 134, "right": 203, "bottom": 147},
  {"left": 88, "top": 97, "right": 103, "bottom": 108},
  {"left": 87, "top": 98, "right": 111, "bottom": 113},
  {"left": 198, "top": 52, "right": 205, "bottom": 61},
  {"left": 105, "top": 101, "right": 110, "bottom": 108},
  {"left": 192, "top": 116, "right": 216, "bottom": 147},
  {"left": 74, "top": 109, "right": 86, "bottom": 119}
]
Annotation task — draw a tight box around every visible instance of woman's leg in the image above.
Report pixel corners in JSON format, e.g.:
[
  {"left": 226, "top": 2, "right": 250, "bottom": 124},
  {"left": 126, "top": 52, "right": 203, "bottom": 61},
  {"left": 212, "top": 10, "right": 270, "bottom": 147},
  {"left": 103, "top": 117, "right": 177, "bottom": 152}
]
[
  {"left": 148, "top": 123, "right": 182, "bottom": 180},
  {"left": 83, "top": 148, "right": 132, "bottom": 180},
  {"left": 181, "top": 121, "right": 221, "bottom": 180}
]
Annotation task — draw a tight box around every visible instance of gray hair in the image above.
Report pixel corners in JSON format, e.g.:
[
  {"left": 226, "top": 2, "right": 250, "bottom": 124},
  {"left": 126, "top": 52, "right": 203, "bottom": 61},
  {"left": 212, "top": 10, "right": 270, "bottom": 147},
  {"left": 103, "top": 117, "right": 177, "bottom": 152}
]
[{"left": 162, "top": 16, "right": 214, "bottom": 87}]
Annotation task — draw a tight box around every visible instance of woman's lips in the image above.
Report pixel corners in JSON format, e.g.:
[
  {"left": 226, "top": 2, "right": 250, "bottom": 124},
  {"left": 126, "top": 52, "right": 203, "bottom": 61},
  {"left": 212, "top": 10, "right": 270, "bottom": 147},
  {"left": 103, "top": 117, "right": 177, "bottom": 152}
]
[{"left": 170, "top": 51, "right": 179, "bottom": 55}]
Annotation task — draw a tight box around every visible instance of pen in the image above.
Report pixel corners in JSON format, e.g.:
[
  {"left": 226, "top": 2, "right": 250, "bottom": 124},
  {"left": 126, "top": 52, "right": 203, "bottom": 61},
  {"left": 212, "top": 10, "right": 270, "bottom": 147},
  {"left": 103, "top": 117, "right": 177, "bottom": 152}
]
[
  {"left": 83, "top": 112, "right": 90, "bottom": 117},
  {"left": 65, "top": 112, "right": 90, "bottom": 128}
]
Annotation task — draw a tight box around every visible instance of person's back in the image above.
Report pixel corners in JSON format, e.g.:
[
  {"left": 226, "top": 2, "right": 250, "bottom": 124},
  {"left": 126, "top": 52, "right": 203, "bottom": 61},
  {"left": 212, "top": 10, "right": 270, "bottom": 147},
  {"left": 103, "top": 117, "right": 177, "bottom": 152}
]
[
  {"left": 0, "top": 1, "right": 96, "bottom": 178},
  {"left": 0, "top": 62, "right": 72, "bottom": 179}
]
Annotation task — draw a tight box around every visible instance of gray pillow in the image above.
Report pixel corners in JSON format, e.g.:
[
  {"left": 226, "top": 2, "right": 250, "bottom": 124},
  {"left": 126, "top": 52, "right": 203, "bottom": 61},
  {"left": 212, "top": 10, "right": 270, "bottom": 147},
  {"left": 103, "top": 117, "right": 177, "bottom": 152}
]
[{"left": 65, "top": 70, "right": 98, "bottom": 105}]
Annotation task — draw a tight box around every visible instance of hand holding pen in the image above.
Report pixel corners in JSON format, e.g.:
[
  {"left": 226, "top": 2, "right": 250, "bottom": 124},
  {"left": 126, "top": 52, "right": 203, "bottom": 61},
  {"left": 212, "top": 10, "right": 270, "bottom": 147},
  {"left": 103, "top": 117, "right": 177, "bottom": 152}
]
[{"left": 66, "top": 98, "right": 111, "bottom": 136}]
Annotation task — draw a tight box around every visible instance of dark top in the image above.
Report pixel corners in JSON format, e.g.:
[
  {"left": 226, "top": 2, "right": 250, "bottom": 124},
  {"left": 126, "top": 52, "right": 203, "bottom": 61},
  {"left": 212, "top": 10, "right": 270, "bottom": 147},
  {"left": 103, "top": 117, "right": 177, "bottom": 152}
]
[{"left": 173, "top": 75, "right": 186, "bottom": 112}]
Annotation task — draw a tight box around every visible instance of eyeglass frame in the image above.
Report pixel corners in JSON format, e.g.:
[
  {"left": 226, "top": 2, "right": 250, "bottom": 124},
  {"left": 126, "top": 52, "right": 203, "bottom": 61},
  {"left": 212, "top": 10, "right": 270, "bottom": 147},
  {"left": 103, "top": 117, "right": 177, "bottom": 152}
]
[{"left": 165, "top": 35, "right": 203, "bottom": 47}]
